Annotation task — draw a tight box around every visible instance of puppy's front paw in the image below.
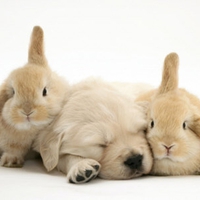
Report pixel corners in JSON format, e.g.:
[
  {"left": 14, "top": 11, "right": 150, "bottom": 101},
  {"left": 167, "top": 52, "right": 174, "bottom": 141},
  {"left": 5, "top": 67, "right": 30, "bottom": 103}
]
[
  {"left": 67, "top": 159, "right": 101, "bottom": 184},
  {"left": 1, "top": 153, "right": 24, "bottom": 168}
]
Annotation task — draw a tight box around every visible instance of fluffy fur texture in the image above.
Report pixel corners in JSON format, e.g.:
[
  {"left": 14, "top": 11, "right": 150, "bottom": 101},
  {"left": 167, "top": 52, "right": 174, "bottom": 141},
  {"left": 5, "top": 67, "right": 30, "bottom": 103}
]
[
  {"left": 0, "top": 26, "right": 69, "bottom": 167},
  {"left": 136, "top": 53, "right": 200, "bottom": 175},
  {"left": 33, "top": 78, "right": 153, "bottom": 184}
]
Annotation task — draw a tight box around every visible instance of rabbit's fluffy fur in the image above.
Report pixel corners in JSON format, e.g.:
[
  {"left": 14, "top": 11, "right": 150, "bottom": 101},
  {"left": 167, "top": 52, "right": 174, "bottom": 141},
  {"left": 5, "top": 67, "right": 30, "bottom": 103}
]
[
  {"left": 136, "top": 53, "right": 200, "bottom": 175},
  {"left": 33, "top": 78, "right": 153, "bottom": 184},
  {"left": 0, "top": 26, "right": 69, "bottom": 167}
]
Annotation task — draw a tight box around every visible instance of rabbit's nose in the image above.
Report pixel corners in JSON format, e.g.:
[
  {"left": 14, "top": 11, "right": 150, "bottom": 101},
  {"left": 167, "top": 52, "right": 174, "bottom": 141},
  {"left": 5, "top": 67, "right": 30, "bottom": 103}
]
[
  {"left": 21, "top": 111, "right": 34, "bottom": 122},
  {"left": 22, "top": 111, "right": 34, "bottom": 117},
  {"left": 162, "top": 144, "right": 175, "bottom": 155},
  {"left": 124, "top": 154, "right": 143, "bottom": 170},
  {"left": 163, "top": 144, "right": 174, "bottom": 150}
]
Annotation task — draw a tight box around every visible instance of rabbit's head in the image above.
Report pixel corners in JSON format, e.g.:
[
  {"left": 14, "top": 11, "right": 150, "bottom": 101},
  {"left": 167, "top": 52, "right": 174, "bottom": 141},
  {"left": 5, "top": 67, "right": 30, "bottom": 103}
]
[{"left": 1, "top": 26, "right": 69, "bottom": 131}]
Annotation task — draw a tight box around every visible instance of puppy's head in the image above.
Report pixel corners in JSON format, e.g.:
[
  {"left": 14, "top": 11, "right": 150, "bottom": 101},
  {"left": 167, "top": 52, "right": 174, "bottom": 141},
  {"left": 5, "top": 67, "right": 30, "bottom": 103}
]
[{"left": 98, "top": 102, "right": 153, "bottom": 179}]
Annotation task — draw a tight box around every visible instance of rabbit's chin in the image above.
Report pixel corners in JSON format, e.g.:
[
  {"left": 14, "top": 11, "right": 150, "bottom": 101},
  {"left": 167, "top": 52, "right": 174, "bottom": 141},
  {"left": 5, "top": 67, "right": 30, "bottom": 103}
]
[
  {"left": 154, "top": 154, "right": 187, "bottom": 163},
  {"left": 151, "top": 155, "right": 200, "bottom": 176},
  {"left": 12, "top": 120, "right": 50, "bottom": 130}
]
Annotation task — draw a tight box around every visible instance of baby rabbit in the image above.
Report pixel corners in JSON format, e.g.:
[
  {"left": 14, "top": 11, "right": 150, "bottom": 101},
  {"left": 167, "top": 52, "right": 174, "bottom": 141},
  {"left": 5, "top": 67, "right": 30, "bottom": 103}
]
[
  {"left": 0, "top": 26, "right": 69, "bottom": 167},
  {"left": 136, "top": 53, "right": 200, "bottom": 175}
]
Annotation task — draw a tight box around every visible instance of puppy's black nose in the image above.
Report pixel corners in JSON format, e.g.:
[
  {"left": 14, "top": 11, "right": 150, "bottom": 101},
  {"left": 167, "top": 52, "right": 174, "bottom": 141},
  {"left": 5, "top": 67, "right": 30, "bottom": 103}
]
[{"left": 124, "top": 154, "right": 143, "bottom": 170}]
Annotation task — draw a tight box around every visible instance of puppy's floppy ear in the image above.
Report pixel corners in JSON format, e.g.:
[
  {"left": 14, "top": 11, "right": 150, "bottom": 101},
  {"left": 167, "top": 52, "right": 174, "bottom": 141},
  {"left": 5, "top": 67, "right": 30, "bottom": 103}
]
[
  {"left": 158, "top": 52, "right": 179, "bottom": 95},
  {"left": 28, "top": 26, "right": 48, "bottom": 66},
  {"left": 40, "top": 132, "right": 62, "bottom": 172}
]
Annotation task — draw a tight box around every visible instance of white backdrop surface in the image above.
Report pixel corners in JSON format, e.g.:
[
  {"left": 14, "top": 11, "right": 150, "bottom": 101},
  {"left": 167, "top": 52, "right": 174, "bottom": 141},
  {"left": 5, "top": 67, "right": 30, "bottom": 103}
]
[{"left": 0, "top": 1, "right": 200, "bottom": 199}]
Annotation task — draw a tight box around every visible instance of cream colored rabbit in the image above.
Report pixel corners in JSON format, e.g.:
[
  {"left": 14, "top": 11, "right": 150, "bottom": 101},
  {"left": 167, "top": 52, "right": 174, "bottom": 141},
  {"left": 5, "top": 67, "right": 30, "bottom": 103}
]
[
  {"left": 0, "top": 26, "right": 69, "bottom": 167},
  {"left": 136, "top": 53, "right": 200, "bottom": 175}
]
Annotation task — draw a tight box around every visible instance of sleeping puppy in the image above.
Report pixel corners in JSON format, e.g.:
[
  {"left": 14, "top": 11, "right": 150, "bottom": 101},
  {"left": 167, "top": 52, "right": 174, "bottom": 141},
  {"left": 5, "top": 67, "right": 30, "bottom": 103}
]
[{"left": 33, "top": 78, "right": 153, "bottom": 184}]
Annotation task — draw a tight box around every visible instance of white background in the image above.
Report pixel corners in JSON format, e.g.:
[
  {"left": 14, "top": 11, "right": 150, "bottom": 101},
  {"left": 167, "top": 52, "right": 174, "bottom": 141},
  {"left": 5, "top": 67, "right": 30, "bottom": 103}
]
[{"left": 0, "top": 1, "right": 200, "bottom": 199}]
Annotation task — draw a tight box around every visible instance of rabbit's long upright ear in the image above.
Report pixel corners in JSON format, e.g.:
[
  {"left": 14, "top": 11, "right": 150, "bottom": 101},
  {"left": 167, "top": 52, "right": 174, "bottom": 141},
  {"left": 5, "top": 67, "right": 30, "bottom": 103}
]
[
  {"left": 158, "top": 53, "right": 179, "bottom": 95},
  {"left": 28, "top": 26, "right": 48, "bottom": 66},
  {"left": 40, "top": 132, "right": 62, "bottom": 172}
]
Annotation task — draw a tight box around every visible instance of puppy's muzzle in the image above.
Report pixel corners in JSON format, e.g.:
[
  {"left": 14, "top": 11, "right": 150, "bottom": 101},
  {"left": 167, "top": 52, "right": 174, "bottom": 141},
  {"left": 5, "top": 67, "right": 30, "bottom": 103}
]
[{"left": 124, "top": 154, "right": 143, "bottom": 170}]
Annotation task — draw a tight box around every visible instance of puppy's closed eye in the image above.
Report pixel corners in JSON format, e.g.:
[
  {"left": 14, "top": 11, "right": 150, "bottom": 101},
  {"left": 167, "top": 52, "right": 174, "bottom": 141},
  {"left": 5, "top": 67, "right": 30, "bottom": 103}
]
[{"left": 99, "top": 144, "right": 108, "bottom": 148}]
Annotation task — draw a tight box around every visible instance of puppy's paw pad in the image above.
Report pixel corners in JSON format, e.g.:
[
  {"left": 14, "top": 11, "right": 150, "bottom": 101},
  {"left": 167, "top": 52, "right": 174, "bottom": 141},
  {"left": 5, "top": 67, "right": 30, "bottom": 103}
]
[
  {"left": 67, "top": 159, "right": 101, "bottom": 184},
  {"left": 1, "top": 153, "right": 24, "bottom": 168},
  {"left": 76, "top": 175, "right": 85, "bottom": 182},
  {"left": 85, "top": 170, "right": 92, "bottom": 178},
  {"left": 93, "top": 165, "right": 100, "bottom": 171}
]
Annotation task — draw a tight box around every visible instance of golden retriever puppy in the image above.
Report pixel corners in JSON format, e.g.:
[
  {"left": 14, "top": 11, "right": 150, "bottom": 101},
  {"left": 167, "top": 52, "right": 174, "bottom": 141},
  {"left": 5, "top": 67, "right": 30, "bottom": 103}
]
[{"left": 33, "top": 78, "right": 153, "bottom": 184}]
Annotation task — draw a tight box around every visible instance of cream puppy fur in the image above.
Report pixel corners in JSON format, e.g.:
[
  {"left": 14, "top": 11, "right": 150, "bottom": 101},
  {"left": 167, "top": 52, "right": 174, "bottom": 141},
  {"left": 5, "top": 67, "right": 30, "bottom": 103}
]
[{"left": 33, "top": 78, "right": 153, "bottom": 184}]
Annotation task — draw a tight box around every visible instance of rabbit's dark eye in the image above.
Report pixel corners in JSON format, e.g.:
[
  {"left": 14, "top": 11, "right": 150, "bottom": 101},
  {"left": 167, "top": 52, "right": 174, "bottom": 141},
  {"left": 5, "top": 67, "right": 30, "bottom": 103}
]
[
  {"left": 183, "top": 122, "right": 187, "bottom": 130},
  {"left": 10, "top": 87, "right": 15, "bottom": 96},
  {"left": 150, "top": 120, "right": 154, "bottom": 128},
  {"left": 43, "top": 87, "right": 47, "bottom": 96}
]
